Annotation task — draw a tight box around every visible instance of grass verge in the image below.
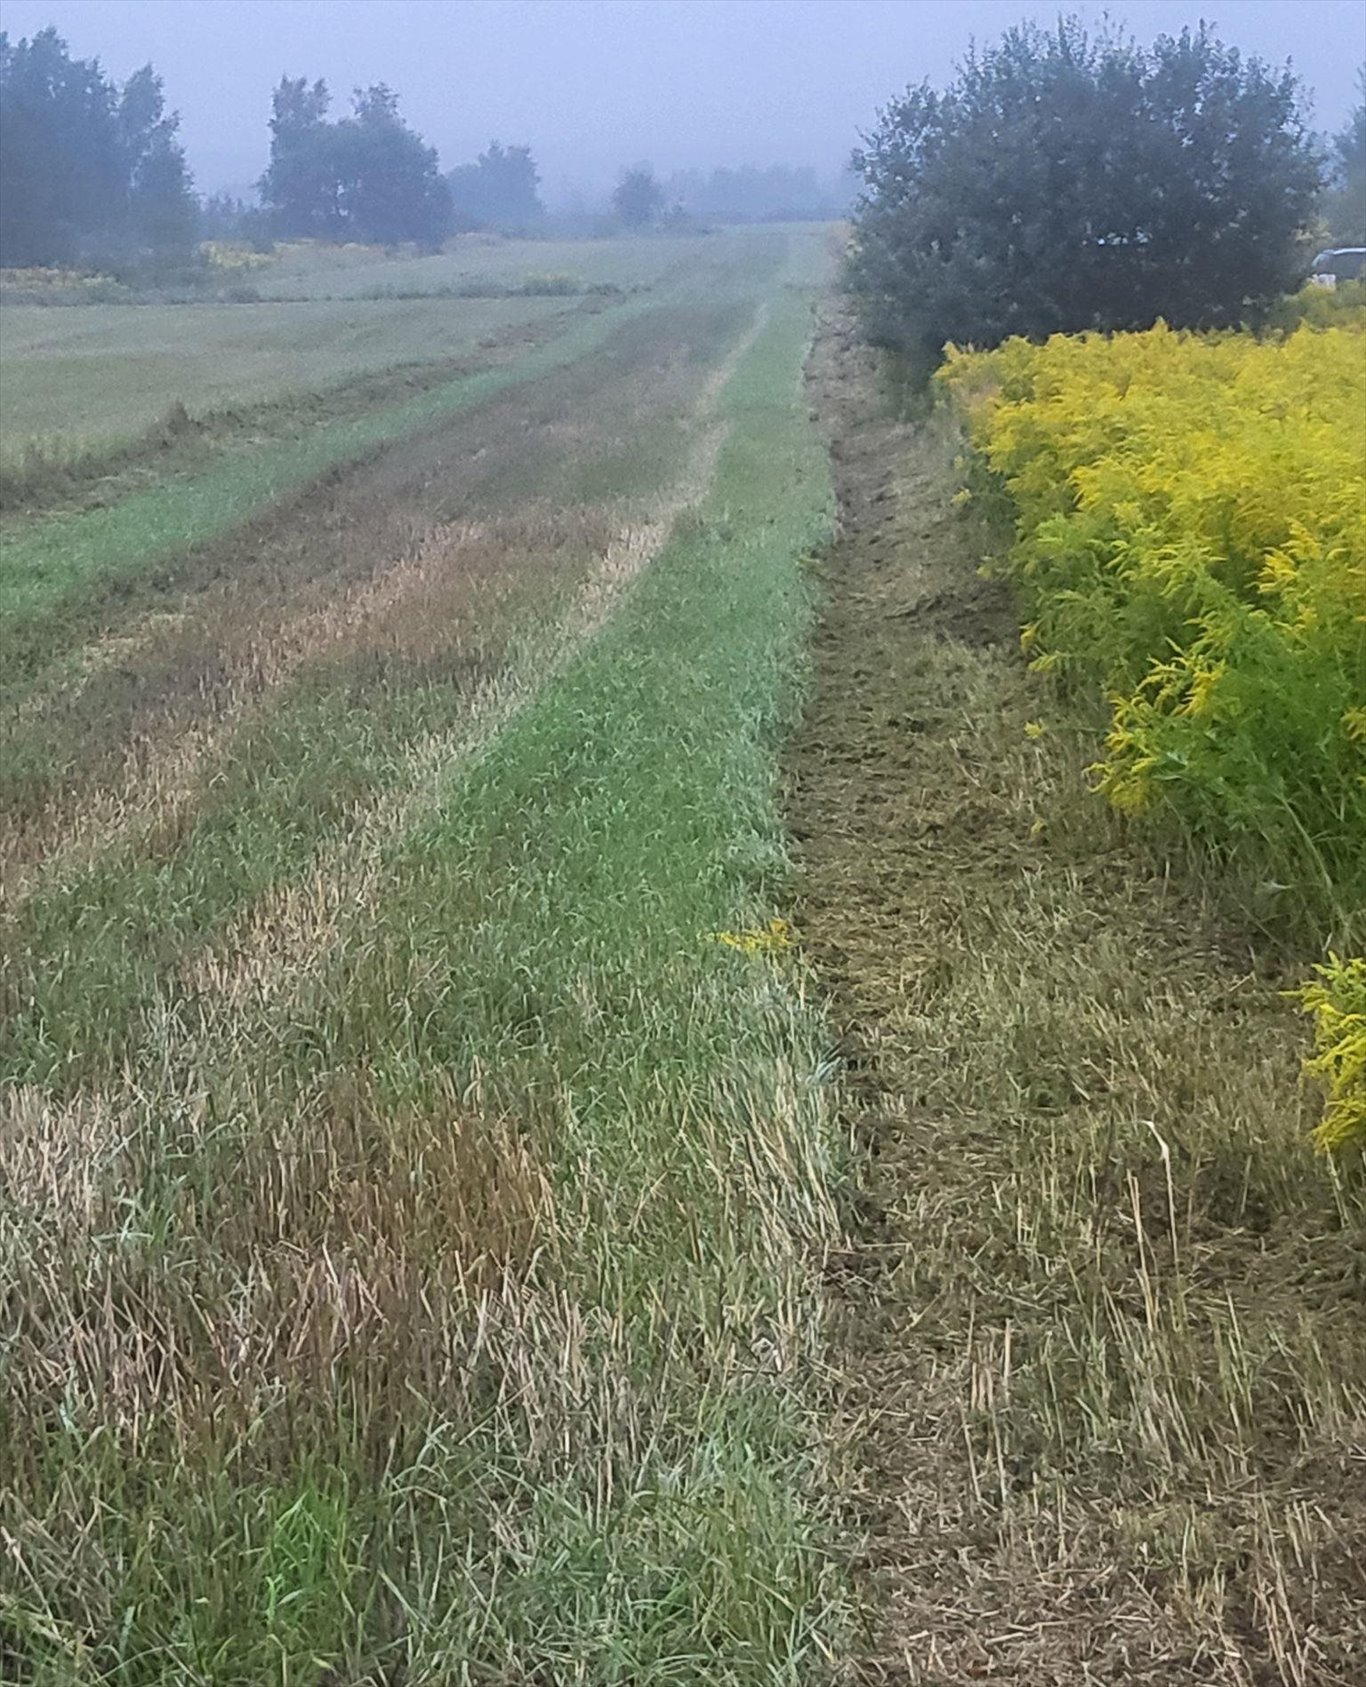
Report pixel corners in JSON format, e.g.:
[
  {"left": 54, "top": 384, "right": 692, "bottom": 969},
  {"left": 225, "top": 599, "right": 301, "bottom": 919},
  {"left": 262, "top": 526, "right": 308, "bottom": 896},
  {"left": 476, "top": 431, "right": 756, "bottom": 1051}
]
[{"left": 792, "top": 316, "right": 1366, "bottom": 1686}]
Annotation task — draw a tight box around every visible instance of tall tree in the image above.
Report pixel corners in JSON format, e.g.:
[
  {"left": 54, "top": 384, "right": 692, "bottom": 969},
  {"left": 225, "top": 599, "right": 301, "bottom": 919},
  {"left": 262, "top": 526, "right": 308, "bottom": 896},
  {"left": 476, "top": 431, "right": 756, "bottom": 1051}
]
[
  {"left": 612, "top": 165, "right": 665, "bottom": 228},
  {"left": 118, "top": 65, "right": 197, "bottom": 257},
  {"left": 447, "top": 141, "right": 544, "bottom": 231},
  {"left": 0, "top": 27, "right": 192, "bottom": 267},
  {"left": 259, "top": 77, "right": 338, "bottom": 239},
  {"left": 258, "top": 78, "right": 450, "bottom": 247},
  {"left": 849, "top": 19, "right": 1323, "bottom": 379},
  {"left": 335, "top": 85, "right": 451, "bottom": 248}
]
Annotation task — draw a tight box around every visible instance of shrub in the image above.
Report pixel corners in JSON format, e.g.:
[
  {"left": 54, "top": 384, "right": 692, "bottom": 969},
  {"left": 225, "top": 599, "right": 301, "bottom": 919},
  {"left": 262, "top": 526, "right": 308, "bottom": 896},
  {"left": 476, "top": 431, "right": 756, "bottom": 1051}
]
[{"left": 849, "top": 19, "right": 1323, "bottom": 386}]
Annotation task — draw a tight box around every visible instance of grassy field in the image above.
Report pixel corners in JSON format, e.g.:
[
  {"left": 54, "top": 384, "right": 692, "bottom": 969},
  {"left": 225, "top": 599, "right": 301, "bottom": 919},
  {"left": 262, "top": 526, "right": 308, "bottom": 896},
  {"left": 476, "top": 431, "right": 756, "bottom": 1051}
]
[
  {"left": 0, "top": 233, "right": 760, "bottom": 483},
  {"left": 0, "top": 293, "right": 573, "bottom": 466},
  {"left": 0, "top": 227, "right": 852, "bottom": 1683},
  {"left": 254, "top": 230, "right": 727, "bottom": 298},
  {"left": 8, "top": 221, "right": 1358, "bottom": 1686}
]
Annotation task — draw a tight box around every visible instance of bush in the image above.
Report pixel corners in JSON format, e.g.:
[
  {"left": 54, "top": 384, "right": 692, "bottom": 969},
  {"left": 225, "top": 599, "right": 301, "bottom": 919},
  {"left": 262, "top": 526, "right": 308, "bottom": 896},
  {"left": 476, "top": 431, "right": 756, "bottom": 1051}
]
[{"left": 850, "top": 19, "right": 1323, "bottom": 385}]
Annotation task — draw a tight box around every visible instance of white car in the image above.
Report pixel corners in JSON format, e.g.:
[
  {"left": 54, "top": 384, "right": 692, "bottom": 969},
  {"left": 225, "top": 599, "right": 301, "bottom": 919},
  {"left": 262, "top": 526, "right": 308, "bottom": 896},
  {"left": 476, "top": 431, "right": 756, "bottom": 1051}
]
[{"left": 1309, "top": 247, "right": 1366, "bottom": 288}]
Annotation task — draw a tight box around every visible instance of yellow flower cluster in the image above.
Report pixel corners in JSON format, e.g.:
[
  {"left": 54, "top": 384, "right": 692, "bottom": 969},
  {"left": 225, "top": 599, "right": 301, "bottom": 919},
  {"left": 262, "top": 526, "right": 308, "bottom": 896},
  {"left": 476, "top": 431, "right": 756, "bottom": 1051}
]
[
  {"left": 199, "top": 242, "right": 276, "bottom": 272},
  {"left": 941, "top": 317, "right": 1366, "bottom": 1148},
  {"left": 706, "top": 918, "right": 796, "bottom": 955},
  {"left": 0, "top": 265, "right": 120, "bottom": 292},
  {"left": 1294, "top": 957, "right": 1366, "bottom": 1152}
]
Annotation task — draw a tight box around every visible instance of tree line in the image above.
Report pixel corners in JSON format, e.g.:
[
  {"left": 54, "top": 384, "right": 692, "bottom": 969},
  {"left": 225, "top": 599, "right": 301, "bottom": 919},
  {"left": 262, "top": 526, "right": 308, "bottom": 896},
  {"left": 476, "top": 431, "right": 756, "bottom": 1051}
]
[
  {"left": 3, "top": 17, "right": 1362, "bottom": 283},
  {"left": 0, "top": 27, "right": 550, "bottom": 264},
  {"left": 0, "top": 27, "right": 196, "bottom": 269},
  {"left": 0, "top": 28, "right": 628, "bottom": 266},
  {"left": 2, "top": 25, "right": 822, "bottom": 267},
  {"left": 848, "top": 20, "right": 1366, "bottom": 382}
]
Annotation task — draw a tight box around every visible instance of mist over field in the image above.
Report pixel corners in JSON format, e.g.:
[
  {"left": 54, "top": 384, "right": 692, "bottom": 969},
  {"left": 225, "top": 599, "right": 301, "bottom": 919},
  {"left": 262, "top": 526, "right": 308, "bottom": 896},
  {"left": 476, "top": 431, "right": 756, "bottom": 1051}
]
[
  {"left": 2, "top": 2, "right": 1364, "bottom": 1683},
  {"left": 1, "top": 0, "right": 1362, "bottom": 201}
]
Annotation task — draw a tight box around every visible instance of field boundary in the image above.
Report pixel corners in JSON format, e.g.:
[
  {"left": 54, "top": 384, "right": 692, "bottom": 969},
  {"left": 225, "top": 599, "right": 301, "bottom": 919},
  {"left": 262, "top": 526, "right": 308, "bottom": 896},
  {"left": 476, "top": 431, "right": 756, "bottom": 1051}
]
[{"left": 789, "top": 306, "right": 1366, "bottom": 1685}]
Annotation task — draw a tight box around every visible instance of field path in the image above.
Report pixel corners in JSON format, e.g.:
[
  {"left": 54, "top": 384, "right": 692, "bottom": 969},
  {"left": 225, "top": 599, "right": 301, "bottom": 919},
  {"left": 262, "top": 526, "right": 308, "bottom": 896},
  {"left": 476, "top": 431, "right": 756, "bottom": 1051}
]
[{"left": 788, "top": 312, "right": 1365, "bottom": 1683}]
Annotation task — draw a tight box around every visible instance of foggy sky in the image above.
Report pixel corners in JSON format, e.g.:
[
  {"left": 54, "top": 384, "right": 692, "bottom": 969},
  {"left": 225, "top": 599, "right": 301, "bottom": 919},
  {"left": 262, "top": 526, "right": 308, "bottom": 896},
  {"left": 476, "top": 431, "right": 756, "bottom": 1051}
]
[{"left": 3, "top": 0, "right": 1363, "bottom": 201}]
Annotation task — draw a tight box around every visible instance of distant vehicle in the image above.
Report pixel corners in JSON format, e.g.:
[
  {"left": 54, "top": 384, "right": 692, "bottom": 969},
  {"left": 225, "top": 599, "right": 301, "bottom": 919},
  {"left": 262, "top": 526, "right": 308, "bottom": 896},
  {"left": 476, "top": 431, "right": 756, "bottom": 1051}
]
[{"left": 1309, "top": 247, "right": 1366, "bottom": 289}]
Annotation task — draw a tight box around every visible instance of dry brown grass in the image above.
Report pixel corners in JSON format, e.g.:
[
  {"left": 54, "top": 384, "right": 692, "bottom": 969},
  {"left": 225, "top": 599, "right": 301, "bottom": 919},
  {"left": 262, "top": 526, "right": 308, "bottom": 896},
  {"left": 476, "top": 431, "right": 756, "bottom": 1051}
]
[
  {"left": 1, "top": 504, "right": 614, "bottom": 905},
  {"left": 789, "top": 312, "right": 1366, "bottom": 1685},
  {"left": 1, "top": 1069, "right": 551, "bottom": 1467}
]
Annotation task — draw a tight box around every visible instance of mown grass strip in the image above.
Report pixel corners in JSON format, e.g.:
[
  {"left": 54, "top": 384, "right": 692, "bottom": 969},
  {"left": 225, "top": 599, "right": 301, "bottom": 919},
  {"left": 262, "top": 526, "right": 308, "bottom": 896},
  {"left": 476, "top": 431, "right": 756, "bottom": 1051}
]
[
  {"left": 0, "top": 306, "right": 625, "bottom": 663},
  {"left": 1, "top": 283, "right": 773, "bottom": 1083}
]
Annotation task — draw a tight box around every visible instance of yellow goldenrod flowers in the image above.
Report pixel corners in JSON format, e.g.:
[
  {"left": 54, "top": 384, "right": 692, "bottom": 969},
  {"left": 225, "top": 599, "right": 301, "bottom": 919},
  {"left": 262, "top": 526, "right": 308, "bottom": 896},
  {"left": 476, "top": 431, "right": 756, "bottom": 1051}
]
[
  {"left": 705, "top": 918, "right": 796, "bottom": 955},
  {"left": 942, "top": 315, "right": 1366, "bottom": 1149},
  {"left": 1294, "top": 958, "right": 1366, "bottom": 1152}
]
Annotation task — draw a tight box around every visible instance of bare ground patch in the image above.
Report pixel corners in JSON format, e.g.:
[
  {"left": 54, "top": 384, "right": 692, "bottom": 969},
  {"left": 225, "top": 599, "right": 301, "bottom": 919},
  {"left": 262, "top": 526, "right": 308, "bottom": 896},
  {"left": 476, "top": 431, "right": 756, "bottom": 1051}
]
[{"left": 788, "top": 312, "right": 1366, "bottom": 1684}]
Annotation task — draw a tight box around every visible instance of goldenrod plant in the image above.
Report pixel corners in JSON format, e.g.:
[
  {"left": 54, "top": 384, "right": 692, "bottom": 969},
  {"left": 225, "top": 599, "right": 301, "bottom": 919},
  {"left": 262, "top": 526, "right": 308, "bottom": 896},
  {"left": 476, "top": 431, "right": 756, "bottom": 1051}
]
[
  {"left": 942, "top": 316, "right": 1366, "bottom": 1148},
  {"left": 1296, "top": 956, "right": 1366, "bottom": 1151}
]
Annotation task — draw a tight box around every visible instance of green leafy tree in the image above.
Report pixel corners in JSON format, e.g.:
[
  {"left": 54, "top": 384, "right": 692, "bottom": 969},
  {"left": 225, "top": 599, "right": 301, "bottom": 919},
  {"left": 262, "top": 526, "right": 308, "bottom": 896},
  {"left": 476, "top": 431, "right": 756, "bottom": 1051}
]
[
  {"left": 447, "top": 140, "right": 544, "bottom": 231},
  {"left": 335, "top": 85, "right": 451, "bottom": 248},
  {"left": 612, "top": 165, "right": 665, "bottom": 228},
  {"left": 259, "top": 77, "right": 339, "bottom": 238},
  {"left": 259, "top": 78, "right": 450, "bottom": 247},
  {"left": 118, "top": 65, "right": 197, "bottom": 258},
  {"left": 1321, "top": 68, "right": 1365, "bottom": 245},
  {"left": 849, "top": 18, "right": 1323, "bottom": 379},
  {"left": 0, "top": 27, "right": 193, "bottom": 267}
]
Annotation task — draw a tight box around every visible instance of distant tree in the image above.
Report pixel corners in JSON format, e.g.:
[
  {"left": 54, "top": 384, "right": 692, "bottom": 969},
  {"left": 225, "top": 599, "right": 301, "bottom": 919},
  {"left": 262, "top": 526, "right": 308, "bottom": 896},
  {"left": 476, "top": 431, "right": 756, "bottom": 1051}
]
[
  {"left": 612, "top": 166, "right": 665, "bottom": 228},
  {"left": 335, "top": 85, "right": 451, "bottom": 248},
  {"left": 0, "top": 27, "right": 194, "bottom": 268},
  {"left": 259, "top": 77, "right": 340, "bottom": 238},
  {"left": 1322, "top": 68, "right": 1365, "bottom": 245},
  {"left": 259, "top": 77, "right": 449, "bottom": 247},
  {"left": 117, "top": 64, "right": 197, "bottom": 258},
  {"left": 849, "top": 19, "right": 1323, "bottom": 379},
  {"left": 447, "top": 140, "right": 544, "bottom": 231},
  {"left": 199, "top": 193, "right": 274, "bottom": 251},
  {"left": 200, "top": 191, "right": 247, "bottom": 238},
  {"left": 663, "top": 163, "right": 843, "bottom": 223}
]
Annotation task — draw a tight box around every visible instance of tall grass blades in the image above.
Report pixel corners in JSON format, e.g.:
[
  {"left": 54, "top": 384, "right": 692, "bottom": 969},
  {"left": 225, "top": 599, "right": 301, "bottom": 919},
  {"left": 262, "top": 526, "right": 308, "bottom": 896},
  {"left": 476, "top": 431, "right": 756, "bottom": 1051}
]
[{"left": 0, "top": 235, "right": 848, "bottom": 1683}]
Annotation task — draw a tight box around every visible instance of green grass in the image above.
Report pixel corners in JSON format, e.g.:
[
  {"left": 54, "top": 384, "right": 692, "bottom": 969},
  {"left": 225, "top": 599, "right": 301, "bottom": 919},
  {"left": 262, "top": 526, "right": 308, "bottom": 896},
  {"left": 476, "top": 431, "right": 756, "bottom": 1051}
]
[
  {"left": 255, "top": 230, "right": 740, "bottom": 299},
  {"left": 0, "top": 293, "right": 572, "bottom": 467},
  {"left": 0, "top": 232, "right": 796, "bottom": 481},
  {"left": 0, "top": 301, "right": 628, "bottom": 682},
  {"left": 0, "top": 234, "right": 796, "bottom": 689},
  {"left": 0, "top": 230, "right": 849, "bottom": 1683}
]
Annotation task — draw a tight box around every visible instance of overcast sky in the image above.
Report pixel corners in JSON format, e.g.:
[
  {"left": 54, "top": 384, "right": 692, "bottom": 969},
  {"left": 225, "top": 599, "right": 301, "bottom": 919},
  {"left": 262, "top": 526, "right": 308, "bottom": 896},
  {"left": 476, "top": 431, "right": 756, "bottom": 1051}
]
[{"left": 3, "top": 0, "right": 1363, "bottom": 199}]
